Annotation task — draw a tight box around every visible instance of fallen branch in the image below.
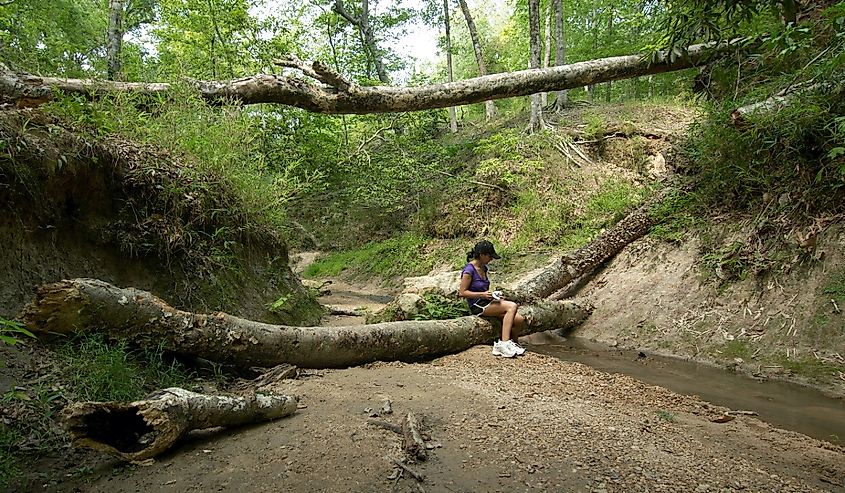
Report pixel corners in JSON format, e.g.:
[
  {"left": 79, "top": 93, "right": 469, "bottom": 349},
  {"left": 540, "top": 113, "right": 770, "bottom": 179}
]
[
  {"left": 368, "top": 419, "right": 403, "bottom": 434},
  {"left": 20, "top": 278, "right": 591, "bottom": 369},
  {"left": 62, "top": 388, "right": 297, "bottom": 461},
  {"left": 390, "top": 457, "right": 425, "bottom": 482},
  {"left": 402, "top": 412, "right": 427, "bottom": 461},
  {"left": 508, "top": 188, "right": 676, "bottom": 301}
]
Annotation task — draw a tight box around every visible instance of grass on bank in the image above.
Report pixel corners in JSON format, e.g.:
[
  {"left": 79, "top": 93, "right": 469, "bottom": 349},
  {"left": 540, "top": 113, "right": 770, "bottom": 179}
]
[{"left": 0, "top": 334, "right": 196, "bottom": 489}]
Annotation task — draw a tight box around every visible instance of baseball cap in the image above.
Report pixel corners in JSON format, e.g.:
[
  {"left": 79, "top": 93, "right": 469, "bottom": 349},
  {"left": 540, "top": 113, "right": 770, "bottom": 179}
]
[{"left": 474, "top": 240, "right": 501, "bottom": 259}]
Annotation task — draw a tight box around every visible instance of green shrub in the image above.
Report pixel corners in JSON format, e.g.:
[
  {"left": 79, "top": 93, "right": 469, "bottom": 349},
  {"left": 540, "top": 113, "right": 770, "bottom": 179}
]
[{"left": 413, "top": 294, "right": 470, "bottom": 320}]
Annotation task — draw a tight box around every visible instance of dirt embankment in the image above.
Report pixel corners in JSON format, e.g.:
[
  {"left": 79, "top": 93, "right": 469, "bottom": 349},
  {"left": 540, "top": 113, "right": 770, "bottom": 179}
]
[
  {"left": 576, "top": 224, "right": 845, "bottom": 396},
  {"left": 0, "top": 109, "right": 321, "bottom": 325}
]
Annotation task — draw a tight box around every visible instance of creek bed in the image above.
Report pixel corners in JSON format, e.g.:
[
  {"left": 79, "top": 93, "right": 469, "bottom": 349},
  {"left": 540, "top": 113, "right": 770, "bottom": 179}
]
[{"left": 525, "top": 332, "right": 845, "bottom": 444}]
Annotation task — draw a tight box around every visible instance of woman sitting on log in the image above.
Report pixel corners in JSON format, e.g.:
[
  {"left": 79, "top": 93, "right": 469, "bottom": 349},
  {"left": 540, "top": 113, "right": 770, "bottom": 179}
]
[{"left": 458, "top": 240, "right": 525, "bottom": 358}]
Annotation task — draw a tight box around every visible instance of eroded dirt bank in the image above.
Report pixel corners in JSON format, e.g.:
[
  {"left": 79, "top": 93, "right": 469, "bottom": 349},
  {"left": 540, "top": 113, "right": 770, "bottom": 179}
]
[{"left": 77, "top": 348, "right": 843, "bottom": 493}]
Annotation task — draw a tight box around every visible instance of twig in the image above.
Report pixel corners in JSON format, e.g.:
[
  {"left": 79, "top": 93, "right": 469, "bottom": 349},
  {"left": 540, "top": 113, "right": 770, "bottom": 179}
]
[
  {"left": 432, "top": 169, "right": 506, "bottom": 192},
  {"left": 368, "top": 419, "right": 402, "bottom": 434},
  {"left": 402, "top": 412, "right": 428, "bottom": 461},
  {"left": 390, "top": 458, "right": 425, "bottom": 482}
]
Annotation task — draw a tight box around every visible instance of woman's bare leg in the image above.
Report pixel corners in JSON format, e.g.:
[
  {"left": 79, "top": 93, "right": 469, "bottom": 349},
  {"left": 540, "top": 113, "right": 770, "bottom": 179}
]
[{"left": 482, "top": 301, "right": 519, "bottom": 341}]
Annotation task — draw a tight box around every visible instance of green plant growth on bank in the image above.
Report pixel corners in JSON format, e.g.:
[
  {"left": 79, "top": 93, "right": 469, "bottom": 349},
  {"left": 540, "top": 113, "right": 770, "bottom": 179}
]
[
  {"left": 822, "top": 269, "right": 845, "bottom": 302},
  {"left": 559, "top": 180, "right": 644, "bottom": 251},
  {"left": 302, "top": 234, "right": 436, "bottom": 282},
  {"left": 779, "top": 356, "right": 844, "bottom": 381}
]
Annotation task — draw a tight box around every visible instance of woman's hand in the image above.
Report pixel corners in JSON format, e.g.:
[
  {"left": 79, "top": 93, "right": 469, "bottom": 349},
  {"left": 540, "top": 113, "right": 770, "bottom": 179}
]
[{"left": 480, "top": 290, "right": 494, "bottom": 300}]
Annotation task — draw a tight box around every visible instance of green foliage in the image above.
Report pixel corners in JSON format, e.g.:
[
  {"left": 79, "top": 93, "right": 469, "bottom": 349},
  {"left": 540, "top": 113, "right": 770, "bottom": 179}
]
[
  {"left": 655, "top": 410, "right": 676, "bottom": 422},
  {"left": 648, "top": 190, "right": 702, "bottom": 242},
  {"left": 0, "top": 318, "right": 35, "bottom": 347},
  {"left": 559, "top": 180, "right": 643, "bottom": 251},
  {"left": 303, "top": 233, "right": 435, "bottom": 281},
  {"left": 822, "top": 270, "right": 845, "bottom": 302},
  {"left": 716, "top": 340, "right": 753, "bottom": 359},
  {"left": 0, "top": 0, "right": 107, "bottom": 75},
  {"left": 57, "top": 334, "right": 194, "bottom": 402},
  {"left": 0, "top": 426, "right": 22, "bottom": 490},
  {"left": 780, "top": 356, "right": 844, "bottom": 380},
  {"left": 680, "top": 4, "right": 845, "bottom": 214},
  {"left": 413, "top": 294, "right": 470, "bottom": 321}
]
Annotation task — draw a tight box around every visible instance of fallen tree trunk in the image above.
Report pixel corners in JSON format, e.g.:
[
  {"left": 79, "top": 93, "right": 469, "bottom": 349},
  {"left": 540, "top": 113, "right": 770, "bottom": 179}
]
[
  {"left": 1, "top": 41, "right": 740, "bottom": 113},
  {"left": 508, "top": 189, "right": 672, "bottom": 301},
  {"left": 20, "top": 278, "right": 591, "bottom": 369},
  {"left": 62, "top": 387, "right": 297, "bottom": 461},
  {"left": 729, "top": 82, "right": 837, "bottom": 124}
]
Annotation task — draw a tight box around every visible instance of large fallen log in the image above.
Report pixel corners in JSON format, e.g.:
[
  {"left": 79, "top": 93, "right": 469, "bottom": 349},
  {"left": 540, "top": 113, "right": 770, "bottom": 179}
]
[
  {"left": 20, "top": 278, "right": 591, "bottom": 369},
  {"left": 508, "top": 189, "right": 672, "bottom": 301},
  {"left": 0, "top": 41, "right": 740, "bottom": 113},
  {"left": 62, "top": 387, "right": 297, "bottom": 461}
]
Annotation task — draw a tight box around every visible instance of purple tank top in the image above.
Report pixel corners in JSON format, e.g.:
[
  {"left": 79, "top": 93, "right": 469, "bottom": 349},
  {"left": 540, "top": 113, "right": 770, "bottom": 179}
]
[{"left": 461, "top": 262, "right": 489, "bottom": 307}]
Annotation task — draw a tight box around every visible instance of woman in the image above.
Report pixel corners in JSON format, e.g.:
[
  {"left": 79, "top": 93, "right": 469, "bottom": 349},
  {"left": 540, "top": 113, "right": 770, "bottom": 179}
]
[{"left": 458, "top": 240, "right": 525, "bottom": 358}]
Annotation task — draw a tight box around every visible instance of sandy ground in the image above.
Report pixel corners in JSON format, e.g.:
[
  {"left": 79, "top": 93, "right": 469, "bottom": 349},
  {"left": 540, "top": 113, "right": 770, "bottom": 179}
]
[{"left": 65, "top": 346, "right": 843, "bottom": 493}]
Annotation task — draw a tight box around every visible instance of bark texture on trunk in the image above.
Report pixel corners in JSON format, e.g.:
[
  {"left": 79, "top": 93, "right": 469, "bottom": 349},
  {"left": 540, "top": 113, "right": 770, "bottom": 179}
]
[
  {"left": 528, "top": 0, "right": 543, "bottom": 132},
  {"left": 443, "top": 0, "right": 458, "bottom": 133},
  {"left": 458, "top": 0, "right": 496, "bottom": 121},
  {"left": 508, "top": 192, "right": 665, "bottom": 301},
  {"left": 20, "top": 279, "right": 591, "bottom": 369},
  {"left": 551, "top": 0, "right": 567, "bottom": 110},
  {"left": 62, "top": 388, "right": 297, "bottom": 461},
  {"left": 730, "top": 83, "right": 826, "bottom": 124},
  {"left": 0, "top": 42, "right": 740, "bottom": 113},
  {"left": 107, "top": 0, "right": 125, "bottom": 80},
  {"left": 334, "top": 0, "right": 389, "bottom": 83}
]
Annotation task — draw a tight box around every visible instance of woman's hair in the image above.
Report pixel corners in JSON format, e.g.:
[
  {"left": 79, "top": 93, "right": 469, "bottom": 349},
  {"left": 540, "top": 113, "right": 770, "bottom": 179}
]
[{"left": 466, "top": 248, "right": 479, "bottom": 262}]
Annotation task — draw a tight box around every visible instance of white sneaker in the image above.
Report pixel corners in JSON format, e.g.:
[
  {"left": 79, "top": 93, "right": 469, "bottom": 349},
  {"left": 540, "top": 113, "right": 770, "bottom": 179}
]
[
  {"left": 492, "top": 340, "right": 517, "bottom": 358},
  {"left": 506, "top": 339, "right": 526, "bottom": 355}
]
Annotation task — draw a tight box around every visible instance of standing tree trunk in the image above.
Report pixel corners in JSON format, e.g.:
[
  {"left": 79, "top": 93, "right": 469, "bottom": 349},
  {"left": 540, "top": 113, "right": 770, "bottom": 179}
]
[
  {"left": 604, "top": 10, "right": 614, "bottom": 103},
  {"left": 541, "top": 2, "right": 552, "bottom": 108},
  {"left": 528, "top": 0, "right": 543, "bottom": 132},
  {"left": 334, "top": 0, "right": 390, "bottom": 83},
  {"left": 107, "top": 0, "right": 125, "bottom": 80},
  {"left": 444, "top": 0, "right": 458, "bottom": 133},
  {"left": 551, "top": 0, "right": 567, "bottom": 111},
  {"left": 458, "top": 0, "right": 495, "bottom": 121}
]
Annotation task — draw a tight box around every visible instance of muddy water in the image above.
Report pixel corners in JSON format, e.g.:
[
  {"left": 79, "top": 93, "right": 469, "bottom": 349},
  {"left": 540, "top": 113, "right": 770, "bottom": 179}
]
[{"left": 524, "top": 332, "right": 845, "bottom": 444}]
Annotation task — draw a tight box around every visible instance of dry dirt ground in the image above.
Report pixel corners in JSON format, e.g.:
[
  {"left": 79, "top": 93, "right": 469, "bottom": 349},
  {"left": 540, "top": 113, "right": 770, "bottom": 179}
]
[
  {"left": 77, "top": 348, "right": 843, "bottom": 493},
  {"left": 58, "top": 279, "right": 845, "bottom": 493}
]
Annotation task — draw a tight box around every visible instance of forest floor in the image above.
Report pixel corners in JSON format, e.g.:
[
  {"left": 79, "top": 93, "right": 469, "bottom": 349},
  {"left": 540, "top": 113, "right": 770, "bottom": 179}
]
[{"left": 41, "top": 280, "right": 844, "bottom": 493}]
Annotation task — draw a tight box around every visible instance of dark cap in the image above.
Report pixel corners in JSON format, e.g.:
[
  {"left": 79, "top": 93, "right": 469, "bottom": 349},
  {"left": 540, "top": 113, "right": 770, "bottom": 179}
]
[{"left": 474, "top": 240, "right": 501, "bottom": 259}]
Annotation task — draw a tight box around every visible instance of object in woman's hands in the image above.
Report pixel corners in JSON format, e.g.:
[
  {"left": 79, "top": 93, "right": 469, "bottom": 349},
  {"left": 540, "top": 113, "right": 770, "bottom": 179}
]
[{"left": 492, "top": 290, "right": 503, "bottom": 300}]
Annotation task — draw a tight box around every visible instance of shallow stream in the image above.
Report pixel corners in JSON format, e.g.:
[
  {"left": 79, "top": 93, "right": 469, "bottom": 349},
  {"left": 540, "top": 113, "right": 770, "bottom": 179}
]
[{"left": 525, "top": 332, "right": 845, "bottom": 444}]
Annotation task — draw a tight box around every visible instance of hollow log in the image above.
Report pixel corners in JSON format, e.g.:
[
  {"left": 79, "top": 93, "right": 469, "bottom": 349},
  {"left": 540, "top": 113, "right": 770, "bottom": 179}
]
[
  {"left": 20, "top": 278, "right": 591, "bottom": 369},
  {"left": 62, "top": 387, "right": 297, "bottom": 461},
  {"left": 508, "top": 190, "right": 670, "bottom": 301},
  {"left": 0, "top": 41, "right": 740, "bottom": 113}
]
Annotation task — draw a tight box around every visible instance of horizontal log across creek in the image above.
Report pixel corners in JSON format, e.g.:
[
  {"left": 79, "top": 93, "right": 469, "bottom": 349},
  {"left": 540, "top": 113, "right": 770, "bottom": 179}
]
[{"left": 20, "top": 278, "right": 592, "bottom": 369}]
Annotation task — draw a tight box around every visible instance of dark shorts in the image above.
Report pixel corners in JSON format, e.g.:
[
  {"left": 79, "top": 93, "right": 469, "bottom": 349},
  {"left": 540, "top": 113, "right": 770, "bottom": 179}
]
[{"left": 469, "top": 299, "right": 492, "bottom": 315}]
